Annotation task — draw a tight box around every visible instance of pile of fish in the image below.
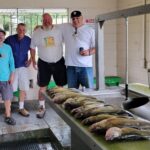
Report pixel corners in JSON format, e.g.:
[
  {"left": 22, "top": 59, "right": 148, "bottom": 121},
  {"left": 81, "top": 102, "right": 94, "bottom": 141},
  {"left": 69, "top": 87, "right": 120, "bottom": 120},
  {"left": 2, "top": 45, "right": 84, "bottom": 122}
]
[{"left": 47, "top": 87, "right": 150, "bottom": 141}]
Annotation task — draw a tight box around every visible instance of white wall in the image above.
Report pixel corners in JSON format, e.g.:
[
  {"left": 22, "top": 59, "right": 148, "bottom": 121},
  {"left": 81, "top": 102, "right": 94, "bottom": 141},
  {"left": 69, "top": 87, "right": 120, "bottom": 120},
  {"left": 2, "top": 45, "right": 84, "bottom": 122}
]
[{"left": 117, "top": 0, "right": 150, "bottom": 85}]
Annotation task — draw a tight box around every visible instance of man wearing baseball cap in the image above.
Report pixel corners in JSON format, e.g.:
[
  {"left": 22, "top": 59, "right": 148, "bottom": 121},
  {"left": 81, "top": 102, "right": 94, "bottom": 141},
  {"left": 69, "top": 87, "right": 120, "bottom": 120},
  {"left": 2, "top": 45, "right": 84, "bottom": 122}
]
[
  {"left": 0, "top": 28, "right": 16, "bottom": 125},
  {"left": 60, "top": 10, "right": 95, "bottom": 89},
  {"left": 70, "top": 10, "right": 82, "bottom": 18}
]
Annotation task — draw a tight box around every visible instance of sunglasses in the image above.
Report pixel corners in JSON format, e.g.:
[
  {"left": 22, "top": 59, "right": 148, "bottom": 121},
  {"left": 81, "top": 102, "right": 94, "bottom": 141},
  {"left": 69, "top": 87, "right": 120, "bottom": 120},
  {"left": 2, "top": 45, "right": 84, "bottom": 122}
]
[{"left": 72, "top": 28, "right": 77, "bottom": 37}]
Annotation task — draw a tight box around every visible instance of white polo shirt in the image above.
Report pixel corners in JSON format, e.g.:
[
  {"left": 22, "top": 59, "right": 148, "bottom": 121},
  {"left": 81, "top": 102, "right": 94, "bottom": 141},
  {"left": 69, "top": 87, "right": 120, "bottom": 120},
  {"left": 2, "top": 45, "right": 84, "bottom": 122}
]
[
  {"left": 60, "top": 23, "right": 95, "bottom": 67},
  {"left": 30, "top": 26, "right": 63, "bottom": 63}
]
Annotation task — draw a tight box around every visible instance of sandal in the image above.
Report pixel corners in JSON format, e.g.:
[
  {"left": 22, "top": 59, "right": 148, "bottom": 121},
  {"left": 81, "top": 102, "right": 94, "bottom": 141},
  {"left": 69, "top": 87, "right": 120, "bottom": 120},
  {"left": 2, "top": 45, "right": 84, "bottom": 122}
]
[{"left": 5, "top": 117, "right": 16, "bottom": 125}]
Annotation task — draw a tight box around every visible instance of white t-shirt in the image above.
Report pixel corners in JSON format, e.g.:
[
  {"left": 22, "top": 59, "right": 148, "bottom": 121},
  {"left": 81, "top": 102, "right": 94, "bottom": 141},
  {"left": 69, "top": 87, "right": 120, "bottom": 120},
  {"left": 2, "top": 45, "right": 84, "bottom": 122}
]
[
  {"left": 30, "top": 26, "right": 63, "bottom": 63},
  {"left": 60, "top": 23, "right": 95, "bottom": 67}
]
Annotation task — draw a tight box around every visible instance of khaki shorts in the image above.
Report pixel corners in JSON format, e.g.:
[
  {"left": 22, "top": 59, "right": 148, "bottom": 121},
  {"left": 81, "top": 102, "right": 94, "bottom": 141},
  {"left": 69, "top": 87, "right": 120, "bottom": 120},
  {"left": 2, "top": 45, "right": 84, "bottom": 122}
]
[{"left": 12, "top": 67, "right": 29, "bottom": 92}]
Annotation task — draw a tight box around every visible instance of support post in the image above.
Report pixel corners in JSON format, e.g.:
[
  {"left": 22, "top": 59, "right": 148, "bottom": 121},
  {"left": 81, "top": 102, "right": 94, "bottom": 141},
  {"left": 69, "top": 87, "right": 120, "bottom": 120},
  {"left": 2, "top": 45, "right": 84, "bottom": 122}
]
[{"left": 95, "top": 21, "right": 105, "bottom": 90}]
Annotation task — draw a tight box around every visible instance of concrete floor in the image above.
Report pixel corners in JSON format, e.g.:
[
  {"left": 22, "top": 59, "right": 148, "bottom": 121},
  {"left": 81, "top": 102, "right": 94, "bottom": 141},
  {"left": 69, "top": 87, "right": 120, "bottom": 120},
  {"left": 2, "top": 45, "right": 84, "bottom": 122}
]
[{"left": 0, "top": 100, "right": 71, "bottom": 150}]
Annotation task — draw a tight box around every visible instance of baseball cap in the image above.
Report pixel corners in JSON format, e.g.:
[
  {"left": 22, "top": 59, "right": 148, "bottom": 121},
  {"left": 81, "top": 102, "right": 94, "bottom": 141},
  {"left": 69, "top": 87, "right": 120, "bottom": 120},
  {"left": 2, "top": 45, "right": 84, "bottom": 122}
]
[
  {"left": 0, "top": 28, "right": 6, "bottom": 35},
  {"left": 71, "top": 10, "right": 82, "bottom": 18}
]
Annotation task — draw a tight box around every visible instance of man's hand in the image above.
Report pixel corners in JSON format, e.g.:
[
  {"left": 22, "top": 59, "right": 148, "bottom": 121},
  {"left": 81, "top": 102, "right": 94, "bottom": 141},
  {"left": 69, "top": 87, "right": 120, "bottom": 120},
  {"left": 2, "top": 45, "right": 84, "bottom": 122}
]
[
  {"left": 32, "top": 60, "right": 38, "bottom": 70},
  {"left": 9, "top": 73, "right": 14, "bottom": 85},
  {"left": 25, "top": 58, "right": 32, "bottom": 67},
  {"left": 80, "top": 49, "right": 90, "bottom": 56}
]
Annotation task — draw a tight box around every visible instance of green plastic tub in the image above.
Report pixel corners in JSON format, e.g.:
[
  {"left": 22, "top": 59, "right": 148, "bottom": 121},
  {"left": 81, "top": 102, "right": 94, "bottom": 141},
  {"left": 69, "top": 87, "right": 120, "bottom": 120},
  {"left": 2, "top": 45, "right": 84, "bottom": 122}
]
[
  {"left": 94, "top": 76, "right": 122, "bottom": 86},
  {"left": 105, "top": 76, "right": 121, "bottom": 86}
]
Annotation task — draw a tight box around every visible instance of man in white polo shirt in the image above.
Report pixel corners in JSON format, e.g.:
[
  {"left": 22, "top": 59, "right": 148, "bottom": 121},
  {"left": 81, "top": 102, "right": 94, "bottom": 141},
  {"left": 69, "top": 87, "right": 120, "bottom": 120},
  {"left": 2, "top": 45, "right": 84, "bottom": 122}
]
[
  {"left": 61, "top": 10, "right": 95, "bottom": 89},
  {"left": 30, "top": 13, "right": 67, "bottom": 118}
]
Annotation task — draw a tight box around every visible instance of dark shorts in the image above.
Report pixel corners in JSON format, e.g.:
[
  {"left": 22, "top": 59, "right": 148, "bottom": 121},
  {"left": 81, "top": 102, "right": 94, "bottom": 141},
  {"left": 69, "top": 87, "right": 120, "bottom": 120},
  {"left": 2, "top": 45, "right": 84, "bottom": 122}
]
[
  {"left": 37, "top": 57, "right": 67, "bottom": 87},
  {"left": 0, "top": 81, "right": 13, "bottom": 101}
]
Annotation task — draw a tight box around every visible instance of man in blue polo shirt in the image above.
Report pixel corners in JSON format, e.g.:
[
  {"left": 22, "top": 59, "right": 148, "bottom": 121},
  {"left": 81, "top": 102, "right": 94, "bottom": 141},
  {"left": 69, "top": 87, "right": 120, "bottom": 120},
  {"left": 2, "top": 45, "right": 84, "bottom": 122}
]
[{"left": 5, "top": 23, "right": 31, "bottom": 117}]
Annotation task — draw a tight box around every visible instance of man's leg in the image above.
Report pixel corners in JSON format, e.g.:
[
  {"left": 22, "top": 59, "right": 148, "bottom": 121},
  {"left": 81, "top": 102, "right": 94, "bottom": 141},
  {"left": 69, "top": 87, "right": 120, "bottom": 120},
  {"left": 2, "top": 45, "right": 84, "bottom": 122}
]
[
  {"left": 36, "top": 86, "right": 46, "bottom": 118},
  {"left": 53, "top": 57, "right": 67, "bottom": 87},
  {"left": 18, "top": 90, "right": 29, "bottom": 117},
  {"left": 79, "top": 67, "right": 94, "bottom": 89},
  {"left": 36, "top": 59, "right": 50, "bottom": 118},
  {"left": 18, "top": 67, "right": 30, "bottom": 117},
  {"left": 86, "top": 67, "right": 94, "bottom": 89},
  {"left": 4, "top": 100, "right": 16, "bottom": 125},
  {"left": 4, "top": 100, "right": 11, "bottom": 117},
  {"left": 2, "top": 82, "right": 16, "bottom": 125},
  {"left": 67, "top": 66, "right": 79, "bottom": 88}
]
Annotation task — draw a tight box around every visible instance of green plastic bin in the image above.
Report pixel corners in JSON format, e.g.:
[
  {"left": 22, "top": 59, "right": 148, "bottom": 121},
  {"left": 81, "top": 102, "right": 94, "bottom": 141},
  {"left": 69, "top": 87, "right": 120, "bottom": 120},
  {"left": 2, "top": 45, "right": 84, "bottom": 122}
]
[
  {"left": 94, "top": 76, "right": 122, "bottom": 86},
  {"left": 105, "top": 76, "right": 121, "bottom": 86}
]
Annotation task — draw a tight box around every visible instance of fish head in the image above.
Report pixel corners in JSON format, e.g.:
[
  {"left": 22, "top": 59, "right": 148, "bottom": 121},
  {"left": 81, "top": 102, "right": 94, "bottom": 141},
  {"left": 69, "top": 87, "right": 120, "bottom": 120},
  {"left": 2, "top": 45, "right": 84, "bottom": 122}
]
[{"left": 105, "top": 127, "right": 122, "bottom": 141}]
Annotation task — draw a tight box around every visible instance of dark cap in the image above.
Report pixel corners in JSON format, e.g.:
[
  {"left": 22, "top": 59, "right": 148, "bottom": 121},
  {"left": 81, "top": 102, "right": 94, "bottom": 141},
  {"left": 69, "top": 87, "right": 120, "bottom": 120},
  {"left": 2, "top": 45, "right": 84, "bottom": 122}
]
[
  {"left": 0, "top": 28, "right": 6, "bottom": 35},
  {"left": 71, "top": 10, "right": 82, "bottom": 18}
]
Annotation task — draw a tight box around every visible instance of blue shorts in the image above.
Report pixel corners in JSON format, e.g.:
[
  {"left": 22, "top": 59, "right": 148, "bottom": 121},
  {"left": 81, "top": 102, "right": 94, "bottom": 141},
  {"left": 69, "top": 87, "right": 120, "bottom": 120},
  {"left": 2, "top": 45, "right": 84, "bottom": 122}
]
[
  {"left": 0, "top": 81, "right": 13, "bottom": 101},
  {"left": 67, "top": 66, "right": 94, "bottom": 89}
]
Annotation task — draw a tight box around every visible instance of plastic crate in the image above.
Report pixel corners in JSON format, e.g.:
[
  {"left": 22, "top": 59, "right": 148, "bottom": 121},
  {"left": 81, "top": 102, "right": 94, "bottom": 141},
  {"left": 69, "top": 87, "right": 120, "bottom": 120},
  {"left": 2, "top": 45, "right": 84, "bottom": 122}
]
[{"left": 105, "top": 76, "right": 121, "bottom": 86}]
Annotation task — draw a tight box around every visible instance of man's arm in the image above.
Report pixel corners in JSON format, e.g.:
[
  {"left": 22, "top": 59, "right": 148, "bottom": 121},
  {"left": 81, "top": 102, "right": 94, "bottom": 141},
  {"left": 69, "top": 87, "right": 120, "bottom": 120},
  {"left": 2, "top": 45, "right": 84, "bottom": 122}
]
[
  {"left": 9, "top": 47, "right": 15, "bottom": 84},
  {"left": 30, "top": 48, "right": 37, "bottom": 69},
  {"left": 89, "top": 48, "right": 95, "bottom": 55},
  {"left": 80, "top": 48, "right": 95, "bottom": 56}
]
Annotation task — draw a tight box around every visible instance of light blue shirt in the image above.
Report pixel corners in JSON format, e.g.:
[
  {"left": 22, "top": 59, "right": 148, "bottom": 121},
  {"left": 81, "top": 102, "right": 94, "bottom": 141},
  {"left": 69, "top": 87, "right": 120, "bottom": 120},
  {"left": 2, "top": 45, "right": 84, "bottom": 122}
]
[{"left": 0, "top": 43, "right": 15, "bottom": 81}]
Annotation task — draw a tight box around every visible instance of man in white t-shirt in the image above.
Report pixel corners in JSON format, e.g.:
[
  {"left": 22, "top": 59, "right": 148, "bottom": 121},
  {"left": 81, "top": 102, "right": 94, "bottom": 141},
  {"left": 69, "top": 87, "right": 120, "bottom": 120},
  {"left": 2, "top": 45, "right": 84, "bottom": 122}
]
[
  {"left": 61, "top": 10, "right": 95, "bottom": 89},
  {"left": 30, "top": 13, "right": 67, "bottom": 118}
]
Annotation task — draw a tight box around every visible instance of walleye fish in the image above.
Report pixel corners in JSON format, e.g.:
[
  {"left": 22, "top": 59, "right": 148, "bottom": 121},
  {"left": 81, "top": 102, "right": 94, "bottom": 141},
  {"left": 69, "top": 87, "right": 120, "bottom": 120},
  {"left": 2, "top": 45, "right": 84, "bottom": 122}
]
[
  {"left": 74, "top": 105, "right": 123, "bottom": 119},
  {"left": 105, "top": 127, "right": 150, "bottom": 141},
  {"left": 47, "top": 87, "right": 69, "bottom": 96},
  {"left": 47, "top": 87, "right": 80, "bottom": 99},
  {"left": 89, "top": 117, "right": 150, "bottom": 133},
  {"left": 52, "top": 92, "right": 80, "bottom": 104},
  {"left": 82, "top": 114, "right": 119, "bottom": 125},
  {"left": 71, "top": 102, "right": 105, "bottom": 115},
  {"left": 48, "top": 90, "right": 79, "bottom": 98},
  {"left": 62, "top": 97, "right": 103, "bottom": 110}
]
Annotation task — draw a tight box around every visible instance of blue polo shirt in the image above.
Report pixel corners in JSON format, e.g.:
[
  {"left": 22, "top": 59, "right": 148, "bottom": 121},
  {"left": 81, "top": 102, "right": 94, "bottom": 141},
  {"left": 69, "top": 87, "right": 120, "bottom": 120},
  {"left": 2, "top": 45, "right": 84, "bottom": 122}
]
[
  {"left": 5, "top": 34, "right": 31, "bottom": 68},
  {"left": 0, "top": 43, "right": 15, "bottom": 81}
]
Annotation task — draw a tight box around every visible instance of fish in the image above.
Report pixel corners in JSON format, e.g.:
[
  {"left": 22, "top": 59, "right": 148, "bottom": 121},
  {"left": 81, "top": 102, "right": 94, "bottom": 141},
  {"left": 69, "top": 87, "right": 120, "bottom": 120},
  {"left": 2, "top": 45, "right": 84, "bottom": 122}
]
[
  {"left": 62, "top": 96, "right": 103, "bottom": 110},
  {"left": 89, "top": 117, "right": 150, "bottom": 133},
  {"left": 74, "top": 105, "right": 123, "bottom": 119},
  {"left": 105, "top": 127, "right": 150, "bottom": 141},
  {"left": 48, "top": 89, "right": 79, "bottom": 99},
  {"left": 71, "top": 102, "right": 104, "bottom": 115},
  {"left": 47, "top": 87, "right": 69, "bottom": 96},
  {"left": 47, "top": 87, "right": 79, "bottom": 98},
  {"left": 82, "top": 112, "right": 134, "bottom": 125},
  {"left": 52, "top": 92, "right": 80, "bottom": 104},
  {"left": 82, "top": 114, "right": 119, "bottom": 125}
]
